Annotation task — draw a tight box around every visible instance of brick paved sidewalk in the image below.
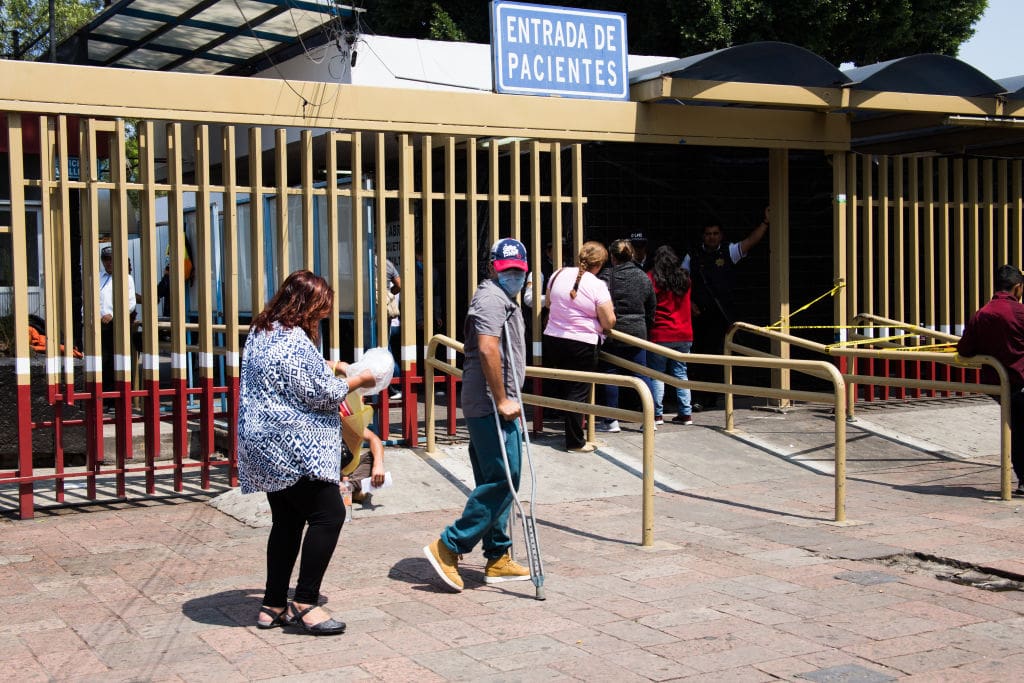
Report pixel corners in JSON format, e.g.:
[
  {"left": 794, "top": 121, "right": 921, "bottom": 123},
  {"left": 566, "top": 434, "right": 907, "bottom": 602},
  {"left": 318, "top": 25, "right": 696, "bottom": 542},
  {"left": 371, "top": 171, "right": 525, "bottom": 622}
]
[{"left": 3, "top": 443, "right": 1024, "bottom": 682}]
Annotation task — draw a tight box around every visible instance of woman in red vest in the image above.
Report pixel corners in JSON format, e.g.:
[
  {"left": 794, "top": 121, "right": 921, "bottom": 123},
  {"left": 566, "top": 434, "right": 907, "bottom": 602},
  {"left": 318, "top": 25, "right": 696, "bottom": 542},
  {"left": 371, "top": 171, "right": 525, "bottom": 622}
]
[{"left": 646, "top": 246, "right": 694, "bottom": 426}]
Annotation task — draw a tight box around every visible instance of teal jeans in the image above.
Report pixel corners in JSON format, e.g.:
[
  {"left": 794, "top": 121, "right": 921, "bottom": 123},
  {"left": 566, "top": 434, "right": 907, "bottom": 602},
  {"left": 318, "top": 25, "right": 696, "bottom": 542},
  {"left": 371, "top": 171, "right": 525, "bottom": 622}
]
[{"left": 441, "top": 414, "right": 522, "bottom": 559}]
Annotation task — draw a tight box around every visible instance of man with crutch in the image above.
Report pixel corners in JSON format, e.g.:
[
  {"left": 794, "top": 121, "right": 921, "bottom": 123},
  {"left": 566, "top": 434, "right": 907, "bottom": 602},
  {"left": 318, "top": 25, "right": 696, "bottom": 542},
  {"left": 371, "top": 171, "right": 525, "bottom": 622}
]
[{"left": 424, "top": 238, "right": 535, "bottom": 591}]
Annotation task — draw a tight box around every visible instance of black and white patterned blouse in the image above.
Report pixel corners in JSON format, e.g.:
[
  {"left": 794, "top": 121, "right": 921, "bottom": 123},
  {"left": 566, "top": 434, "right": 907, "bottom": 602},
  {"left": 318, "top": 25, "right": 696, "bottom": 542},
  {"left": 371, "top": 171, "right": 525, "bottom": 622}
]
[{"left": 238, "top": 322, "right": 351, "bottom": 493}]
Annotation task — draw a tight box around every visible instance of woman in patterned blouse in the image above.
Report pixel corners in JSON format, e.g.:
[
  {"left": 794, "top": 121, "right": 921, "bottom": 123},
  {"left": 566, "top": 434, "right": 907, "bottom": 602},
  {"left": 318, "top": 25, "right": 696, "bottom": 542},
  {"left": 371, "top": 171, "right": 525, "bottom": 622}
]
[{"left": 238, "top": 270, "right": 375, "bottom": 636}]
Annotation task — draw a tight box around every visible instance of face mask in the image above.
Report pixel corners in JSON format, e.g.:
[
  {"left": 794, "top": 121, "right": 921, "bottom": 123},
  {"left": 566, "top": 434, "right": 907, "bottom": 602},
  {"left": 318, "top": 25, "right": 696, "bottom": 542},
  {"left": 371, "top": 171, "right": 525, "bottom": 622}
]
[{"left": 497, "top": 270, "right": 527, "bottom": 297}]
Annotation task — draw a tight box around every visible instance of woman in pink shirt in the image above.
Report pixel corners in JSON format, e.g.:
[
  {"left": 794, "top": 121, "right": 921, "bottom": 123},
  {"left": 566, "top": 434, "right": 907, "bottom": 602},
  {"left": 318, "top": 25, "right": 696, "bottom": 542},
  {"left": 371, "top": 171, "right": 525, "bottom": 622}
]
[
  {"left": 543, "top": 241, "right": 617, "bottom": 452},
  {"left": 646, "top": 245, "right": 694, "bottom": 425}
]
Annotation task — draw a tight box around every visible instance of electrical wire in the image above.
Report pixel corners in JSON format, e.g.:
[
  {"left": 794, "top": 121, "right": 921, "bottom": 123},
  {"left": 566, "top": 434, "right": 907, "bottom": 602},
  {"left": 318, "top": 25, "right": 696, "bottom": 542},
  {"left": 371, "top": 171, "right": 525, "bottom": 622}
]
[
  {"left": 230, "top": 0, "right": 342, "bottom": 112},
  {"left": 357, "top": 15, "right": 492, "bottom": 92}
]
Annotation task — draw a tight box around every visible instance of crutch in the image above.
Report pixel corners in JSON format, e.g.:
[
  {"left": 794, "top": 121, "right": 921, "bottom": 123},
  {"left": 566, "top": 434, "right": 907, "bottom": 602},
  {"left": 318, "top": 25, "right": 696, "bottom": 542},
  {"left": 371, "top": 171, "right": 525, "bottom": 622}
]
[{"left": 490, "top": 318, "right": 545, "bottom": 600}]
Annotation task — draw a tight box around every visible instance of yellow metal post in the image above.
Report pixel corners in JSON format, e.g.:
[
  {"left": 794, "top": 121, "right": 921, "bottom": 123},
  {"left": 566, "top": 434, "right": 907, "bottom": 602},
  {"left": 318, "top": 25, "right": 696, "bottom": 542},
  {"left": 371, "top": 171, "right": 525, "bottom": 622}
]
[
  {"left": 301, "top": 129, "right": 314, "bottom": 270},
  {"left": 350, "top": 131, "right": 365, "bottom": 358},
  {"left": 7, "top": 114, "right": 35, "bottom": 517},
  {"left": 275, "top": 128, "right": 289, "bottom": 281},
  {"left": 768, "top": 148, "right": 791, "bottom": 406},
  {"left": 248, "top": 127, "right": 266, "bottom": 311}
]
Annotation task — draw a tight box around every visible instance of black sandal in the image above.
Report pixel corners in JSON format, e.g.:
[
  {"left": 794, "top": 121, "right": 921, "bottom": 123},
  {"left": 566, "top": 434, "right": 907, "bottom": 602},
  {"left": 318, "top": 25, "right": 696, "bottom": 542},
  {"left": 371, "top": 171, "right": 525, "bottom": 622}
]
[
  {"left": 288, "top": 603, "right": 346, "bottom": 636},
  {"left": 256, "top": 606, "right": 291, "bottom": 629}
]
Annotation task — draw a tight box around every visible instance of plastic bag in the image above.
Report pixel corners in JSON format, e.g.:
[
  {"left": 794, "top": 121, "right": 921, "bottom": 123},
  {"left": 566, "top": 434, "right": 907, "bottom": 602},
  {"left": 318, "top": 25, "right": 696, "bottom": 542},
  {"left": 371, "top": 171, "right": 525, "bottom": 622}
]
[
  {"left": 345, "top": 347, "right": 395, "bottom": 396},
  {"left": 386, "top": 291, "right": 400, "bottom": 318}
]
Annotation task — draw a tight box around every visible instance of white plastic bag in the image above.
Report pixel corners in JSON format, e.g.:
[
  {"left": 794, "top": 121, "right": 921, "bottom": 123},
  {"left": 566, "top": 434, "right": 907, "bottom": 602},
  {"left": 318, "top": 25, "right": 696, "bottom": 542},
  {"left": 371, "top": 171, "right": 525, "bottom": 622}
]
[{"left": 345, "top": 347, "right": 395, "bottom": 396}]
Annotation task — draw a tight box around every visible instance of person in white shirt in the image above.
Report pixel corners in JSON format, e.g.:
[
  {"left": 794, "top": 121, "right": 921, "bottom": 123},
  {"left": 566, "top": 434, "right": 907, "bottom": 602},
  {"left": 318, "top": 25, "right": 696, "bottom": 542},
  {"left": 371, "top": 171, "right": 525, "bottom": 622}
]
[
  {"left": 98, "top": 245, "right": 137, "bottom": 412},
  {"left": 682, "top": 209, "right": 768, "bottom": 411}
]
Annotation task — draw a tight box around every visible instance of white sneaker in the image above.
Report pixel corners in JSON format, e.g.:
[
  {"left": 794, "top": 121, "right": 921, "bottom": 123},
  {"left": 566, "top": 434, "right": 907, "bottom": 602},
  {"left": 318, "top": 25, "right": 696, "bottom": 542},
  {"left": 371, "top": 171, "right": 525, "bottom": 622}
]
[{"left": 596, "top": 420, "right": 620, "bottom": 433}]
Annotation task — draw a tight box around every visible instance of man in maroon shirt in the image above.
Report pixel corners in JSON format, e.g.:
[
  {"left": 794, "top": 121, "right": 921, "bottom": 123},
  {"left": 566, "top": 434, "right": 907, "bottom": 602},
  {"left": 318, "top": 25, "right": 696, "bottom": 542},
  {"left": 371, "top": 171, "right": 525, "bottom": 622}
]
[{"left": 957, "top": 264, "right": 1024, "bottom": 494}]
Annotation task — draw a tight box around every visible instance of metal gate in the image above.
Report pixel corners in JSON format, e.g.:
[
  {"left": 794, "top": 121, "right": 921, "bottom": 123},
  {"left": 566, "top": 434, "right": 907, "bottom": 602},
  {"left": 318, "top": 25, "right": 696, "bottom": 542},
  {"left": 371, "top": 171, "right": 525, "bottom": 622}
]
[
  {"left": 836, "top": 153, "right": 1024, "bottom": 400},
  {"left": 2, "top": 104, "right": 583, "bottom": 518}
]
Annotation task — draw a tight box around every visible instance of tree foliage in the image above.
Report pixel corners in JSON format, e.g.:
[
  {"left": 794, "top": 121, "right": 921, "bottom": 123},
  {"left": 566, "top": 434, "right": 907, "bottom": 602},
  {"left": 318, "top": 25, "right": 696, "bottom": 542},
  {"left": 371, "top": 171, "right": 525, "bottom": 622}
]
[
  {"left": 1, "top": 0, "right": 103, "bottom": 60},
  {"left": 360, "top": 0, "right": 987, "bottom": 66}
]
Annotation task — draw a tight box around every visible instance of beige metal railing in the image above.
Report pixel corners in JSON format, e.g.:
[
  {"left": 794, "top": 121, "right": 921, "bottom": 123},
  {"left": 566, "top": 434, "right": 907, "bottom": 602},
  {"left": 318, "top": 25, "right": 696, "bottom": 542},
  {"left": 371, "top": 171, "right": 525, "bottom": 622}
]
[
  {"left": 4, "top": 106, "right": 584, "bottom": 516},
  {"left": 423, "top": 334, "right": 657, "bottom": 546},
  {"left": 838, "top": 154, "right": 1024, "bottom": 350},
  {"left": 604, "top": 329, "right": 850, "bottom": 522},
  {"left": 846, "top": 312, "right": 965, "bottom": 411},
  {"left": 728, "top": 321, "right": 1014, "bottom": 500}
]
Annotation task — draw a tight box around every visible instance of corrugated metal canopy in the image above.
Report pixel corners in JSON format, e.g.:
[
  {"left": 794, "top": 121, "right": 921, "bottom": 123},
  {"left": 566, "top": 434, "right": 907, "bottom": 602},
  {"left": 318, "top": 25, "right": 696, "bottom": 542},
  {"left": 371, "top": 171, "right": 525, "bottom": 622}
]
[
  {"left": 999, "top": 76, "right": 1024, "bottom": 101},
  {"left": 56, "top": 0, "right": 360, "bottom": 75},
  {"left": 844, "top": 58, "right": 1023, "bottom": 157},
  {"left": 630, "top": 41, "right": 850, "bottom": 88},
  {"left": 628, "top": 42, "right": 1024, "bottom": 157},
  {"left": 842, "top": 54, "right": 1003, "bottom": 97}
]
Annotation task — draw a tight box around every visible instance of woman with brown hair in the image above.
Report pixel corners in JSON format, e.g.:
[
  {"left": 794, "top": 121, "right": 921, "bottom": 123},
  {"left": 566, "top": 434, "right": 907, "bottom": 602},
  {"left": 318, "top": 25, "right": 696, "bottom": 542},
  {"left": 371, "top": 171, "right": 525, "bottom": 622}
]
[
  {"left": 238, "top": 270, "right": 375, "bottom": 636},
  {"left": 596, "top": 238, "right": 656, "bottom": 433},
  {"left": 542, "top": 241, "right": 617, "bottom": 452}
]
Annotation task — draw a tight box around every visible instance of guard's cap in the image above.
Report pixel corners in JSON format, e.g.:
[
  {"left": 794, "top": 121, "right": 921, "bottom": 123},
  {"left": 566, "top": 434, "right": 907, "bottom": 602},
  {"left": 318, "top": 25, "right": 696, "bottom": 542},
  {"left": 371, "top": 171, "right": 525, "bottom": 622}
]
[
  {"left": 490, "top": 238, "right": 528, "bottom": 272},
  {"left": 100, "top": 246, "right": 113, "bottom": 258}
]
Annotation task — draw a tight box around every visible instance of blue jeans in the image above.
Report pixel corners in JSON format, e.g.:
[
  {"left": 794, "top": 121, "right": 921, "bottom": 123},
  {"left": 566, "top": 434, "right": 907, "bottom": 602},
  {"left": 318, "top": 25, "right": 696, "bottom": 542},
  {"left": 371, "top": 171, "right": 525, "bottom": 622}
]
[
  {"left": 388, "top": 324, "right": 401, "bottom": 379},
  {"left": 600, "top": 344, "right": 654, "bottom": 415},
  {"left": 646, "top": 341, "right": 692, "bottom": 418},
  {"left": 441, "top": 414, "right": 522, "bottom": 559}
]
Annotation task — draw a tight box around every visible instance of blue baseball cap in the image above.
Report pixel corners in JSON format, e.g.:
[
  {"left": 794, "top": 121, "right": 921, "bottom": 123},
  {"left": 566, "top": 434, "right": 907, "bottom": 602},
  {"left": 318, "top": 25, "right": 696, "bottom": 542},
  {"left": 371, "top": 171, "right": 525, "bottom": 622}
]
[{"left": 490, "top": 238, "right": 528, "bottom": 272}]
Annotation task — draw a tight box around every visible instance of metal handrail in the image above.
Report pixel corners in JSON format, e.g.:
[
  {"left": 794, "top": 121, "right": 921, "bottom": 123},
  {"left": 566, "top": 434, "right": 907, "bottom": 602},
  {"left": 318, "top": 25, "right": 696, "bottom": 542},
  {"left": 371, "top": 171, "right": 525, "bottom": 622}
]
[
  {"left": 850, "top": 312, "right": 960, "bottom": 344},
  {"left": 606, "top": 328, "right": 850, "bottom": 522},
  {"left": 424, "top": 334, "right": 658, "bottom": 546},
  {"left": 728, "top": 320, "right": 1014, "bottom": 501}
]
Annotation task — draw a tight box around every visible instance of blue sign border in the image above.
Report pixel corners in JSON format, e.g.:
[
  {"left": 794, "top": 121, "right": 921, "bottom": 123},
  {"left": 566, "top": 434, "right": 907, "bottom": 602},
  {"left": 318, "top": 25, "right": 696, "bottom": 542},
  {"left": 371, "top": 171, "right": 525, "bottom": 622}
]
[{"left": 490, "top": 1, "right": 629, "bottom": 101}]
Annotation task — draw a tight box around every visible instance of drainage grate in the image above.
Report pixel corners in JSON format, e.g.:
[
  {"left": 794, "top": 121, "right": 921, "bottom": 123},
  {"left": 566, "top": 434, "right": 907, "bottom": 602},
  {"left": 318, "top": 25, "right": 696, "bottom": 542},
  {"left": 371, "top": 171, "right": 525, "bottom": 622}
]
[{"left": 799, "top": 663, "right": 896, "bottom": 682}]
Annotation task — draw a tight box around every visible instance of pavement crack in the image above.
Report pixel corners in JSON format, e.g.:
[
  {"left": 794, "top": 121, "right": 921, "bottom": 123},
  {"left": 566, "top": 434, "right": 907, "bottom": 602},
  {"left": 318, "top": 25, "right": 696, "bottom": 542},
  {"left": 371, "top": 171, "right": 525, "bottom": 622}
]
[{"left": 876, "top": 551, "right": 1024, "bottom": 592}]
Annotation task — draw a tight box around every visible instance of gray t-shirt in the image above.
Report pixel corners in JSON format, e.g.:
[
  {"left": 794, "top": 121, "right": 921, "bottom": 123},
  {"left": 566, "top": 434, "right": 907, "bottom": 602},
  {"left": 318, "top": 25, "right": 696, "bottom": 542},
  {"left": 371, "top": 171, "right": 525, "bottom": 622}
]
[{"left": 461, "top": 278, "right": 526, "bottom": 419}]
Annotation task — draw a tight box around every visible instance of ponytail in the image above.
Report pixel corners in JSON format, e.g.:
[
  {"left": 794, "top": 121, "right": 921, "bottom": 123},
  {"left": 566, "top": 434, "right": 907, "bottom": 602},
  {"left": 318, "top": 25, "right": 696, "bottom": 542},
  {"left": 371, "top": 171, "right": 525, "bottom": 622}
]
[{"left": 570, "top": 264, "right": 586, "bottom": 300}]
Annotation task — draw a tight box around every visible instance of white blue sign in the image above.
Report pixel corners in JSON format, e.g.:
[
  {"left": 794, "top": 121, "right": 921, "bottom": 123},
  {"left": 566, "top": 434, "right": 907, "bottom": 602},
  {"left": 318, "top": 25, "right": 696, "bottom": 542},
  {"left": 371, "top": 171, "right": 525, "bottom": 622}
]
[{"left": 490, "top": 1, "right": 629, "bottom": 100}]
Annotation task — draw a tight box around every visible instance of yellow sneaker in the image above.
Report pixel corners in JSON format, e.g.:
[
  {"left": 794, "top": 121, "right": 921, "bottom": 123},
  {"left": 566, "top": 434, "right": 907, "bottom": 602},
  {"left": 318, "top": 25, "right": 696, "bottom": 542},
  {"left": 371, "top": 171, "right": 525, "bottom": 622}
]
[
  {"left": 423, "top": 539, "right": 463, "bottom": 591},
  {"left": 484, "top": 552, "right": 532, "bottom": 584}
]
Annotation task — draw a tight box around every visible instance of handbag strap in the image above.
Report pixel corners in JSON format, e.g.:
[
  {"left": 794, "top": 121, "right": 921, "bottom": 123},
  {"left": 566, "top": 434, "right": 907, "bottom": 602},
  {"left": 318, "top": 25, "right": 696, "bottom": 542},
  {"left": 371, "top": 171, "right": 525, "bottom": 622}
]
[{"left": 544, "top": 267, "right": 568, "bottom": 307}]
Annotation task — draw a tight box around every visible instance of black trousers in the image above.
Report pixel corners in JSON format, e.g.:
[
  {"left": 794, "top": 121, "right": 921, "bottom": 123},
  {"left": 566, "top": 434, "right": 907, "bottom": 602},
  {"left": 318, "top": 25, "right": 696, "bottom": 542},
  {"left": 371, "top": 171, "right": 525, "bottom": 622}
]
[
  {"left": 1011, "top": 390, "right": 1024, "bottom": 485},
  {"left": 543, "top": 334, "right": 599, "bottom": 449},
  {"left": 100, "top": 321, "right": 116, "bottom": 410},
  {"left": 691, "top": 310, "right": 729, "bottom": 406},
  {"left": 263, "top": 477, "right": 345, "bottom": 607}
]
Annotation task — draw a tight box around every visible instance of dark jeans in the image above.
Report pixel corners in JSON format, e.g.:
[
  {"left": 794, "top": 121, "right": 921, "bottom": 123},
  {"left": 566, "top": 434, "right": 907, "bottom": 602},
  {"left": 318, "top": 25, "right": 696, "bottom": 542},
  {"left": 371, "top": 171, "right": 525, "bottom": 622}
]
[
  {"left": 691, "top": 310, "right": 730, "bottom": 406},
  {"left": 1012, "top": 390, "right": 1024, "bottom": 485},
  {"left": 264, "top": 477, "right": 345, "bottom": 607},
  {"left": 544, "top": 334, "right": 599, "bottom": 449},
  {"left": 441, "top": 414, "right": 522, "bottom": 558},
  {"left": 599, "top": 342, "right": 653, "bottom": 416},
  {"left": 101, "top": 321, "right": 116, "bottom": 410}
]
